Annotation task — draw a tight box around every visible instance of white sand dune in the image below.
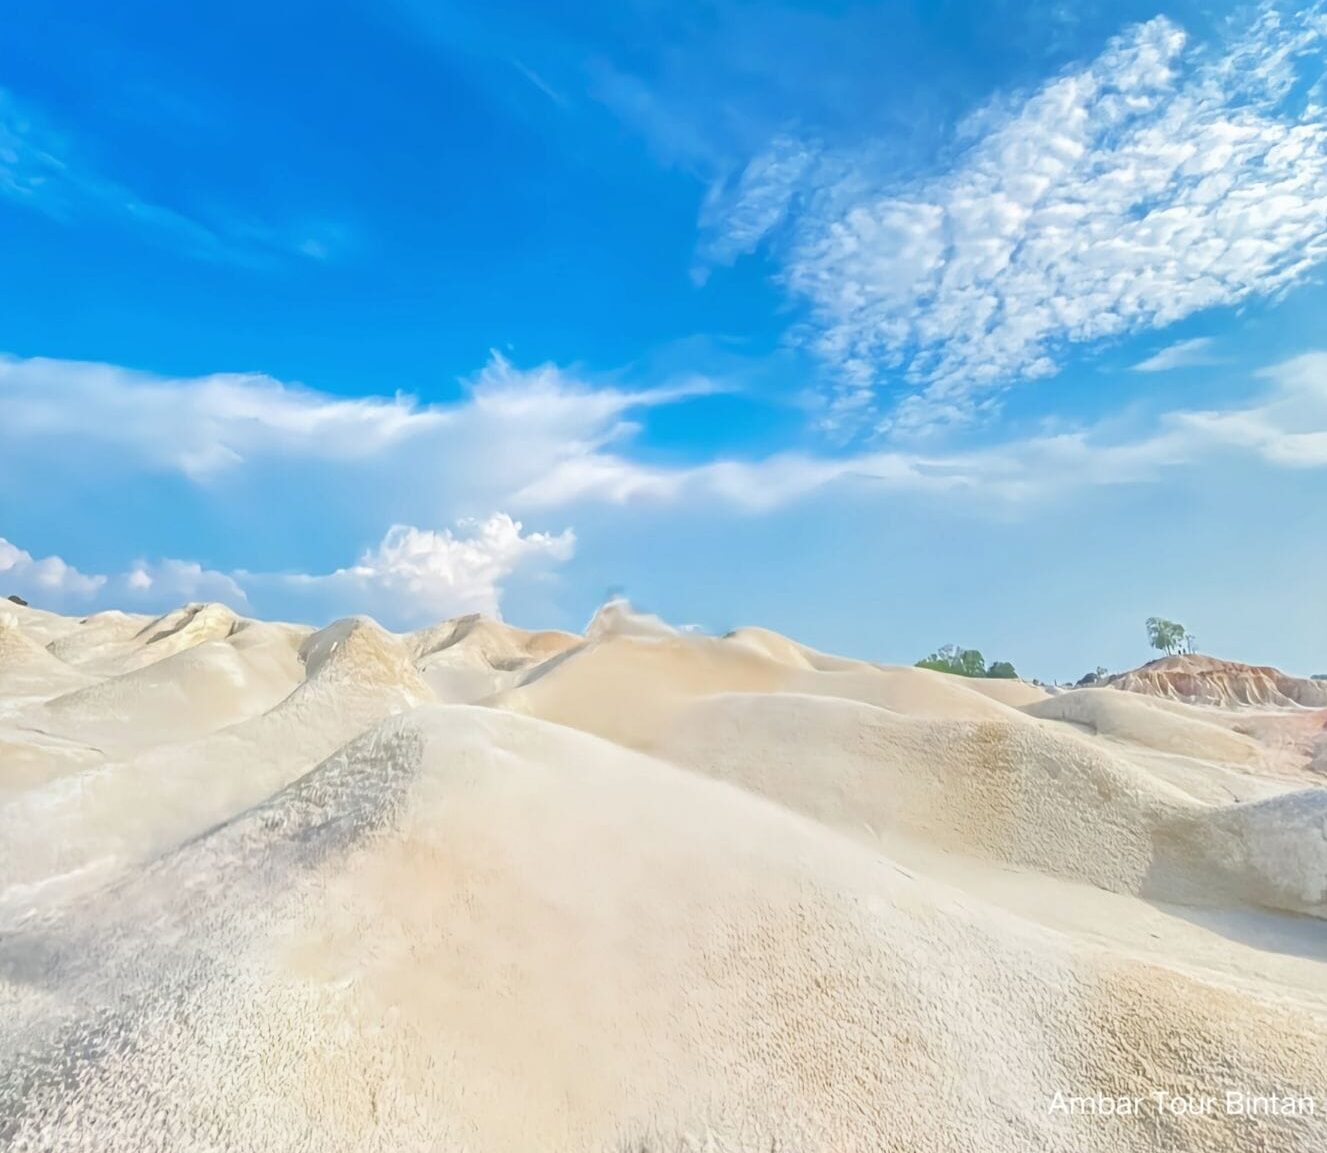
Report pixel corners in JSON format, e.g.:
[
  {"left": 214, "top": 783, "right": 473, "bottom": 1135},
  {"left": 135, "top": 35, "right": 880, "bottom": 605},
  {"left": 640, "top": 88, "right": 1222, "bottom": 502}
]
[
  {"left": 1, "top": 600, "right": 1324, "bottom": 1151},
  {"left": 1024, "top": 687, "right": 1267, "bottom": 766},
  {"left": 0, "top": 613, "right": 98, "bottom": 698},
  {"left": 407, "top": 612, "right": 579, "bottom": 702}
]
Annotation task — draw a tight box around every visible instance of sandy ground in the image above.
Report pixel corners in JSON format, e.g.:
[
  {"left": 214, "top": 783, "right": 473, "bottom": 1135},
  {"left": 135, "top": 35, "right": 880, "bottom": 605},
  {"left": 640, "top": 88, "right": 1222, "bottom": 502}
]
[{"left": 0, "top": 600, "right": 1324, "bottom": 1151}]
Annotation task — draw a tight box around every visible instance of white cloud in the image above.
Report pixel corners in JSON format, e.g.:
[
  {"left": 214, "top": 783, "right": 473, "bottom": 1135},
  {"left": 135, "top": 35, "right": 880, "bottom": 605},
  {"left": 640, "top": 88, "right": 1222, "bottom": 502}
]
[
  {"left": 510, "top": 350, "right": 1327, "bottom": 509},
  {"left": 0, "top": 354, "right": 450, "bottom": 478},
  {"left": 703, "top": 5, "right": 1327, "bottom": 428},
  {"left": 0, "top": 538, "right": 107, "bottom": 600},
  {"left": 697, "top": 134, "right": 816, "bottom": 273},
  {"left": 3, "top": 349, "right": 1325, "bottom": 622},
  {"left": 0, "top": 350, "right": 717, "bottom": 485},
  {"left": 0, "top": 539, "right": 246, "bottom": 609},
  {"left": 261, "top": 515, "right": 575, "bottom": 623},
  {"left": 5, "top": 348, "right": 1326, "bottom": 530},
  {"left": 1172, "top": 351, "right": 1327, "bottom": 468},
  {"left": 119, "top": 559, "right": 250, "bottom": 606},
  {"left": 1, "top": 515, "right": 572, "bottom": 624},
  {"left": 1131, "top": 337, "right": 1223, "bottom": 373}
]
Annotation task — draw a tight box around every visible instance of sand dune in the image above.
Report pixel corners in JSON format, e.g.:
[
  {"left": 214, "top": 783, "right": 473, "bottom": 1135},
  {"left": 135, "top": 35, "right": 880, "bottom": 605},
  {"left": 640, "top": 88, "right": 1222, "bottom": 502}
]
[
  {"left": 0, "top": 612, "right": 97, "bottom": 698},
  {"left": 1, "top": 601, "right": 1324, "bottom": 1151},
  {"left": 407, "top": 612, "right": 580, "bottom": 702},
  {"left": 0, "top": 613, "right": 433, "bottom": 905},
  {"left": 1024, "top": 687, "right": 1267, "bottom": 765}
]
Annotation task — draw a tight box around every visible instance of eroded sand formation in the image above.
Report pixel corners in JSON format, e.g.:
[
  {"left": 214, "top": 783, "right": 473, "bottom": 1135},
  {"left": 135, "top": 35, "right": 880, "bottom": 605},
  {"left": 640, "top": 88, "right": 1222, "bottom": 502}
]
[
  {"left": 1, "top": 601, "right": 1325, "bottom": 1151},
  {"left": 1108, "top": 653, "right": 1327, "bottom": 709}
]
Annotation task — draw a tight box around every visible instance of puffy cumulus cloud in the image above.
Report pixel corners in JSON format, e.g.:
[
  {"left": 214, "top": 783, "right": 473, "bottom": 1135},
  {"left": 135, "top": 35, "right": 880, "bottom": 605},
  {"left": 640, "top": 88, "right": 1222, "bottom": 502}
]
[
  {"left": 119, "top": 559, "right": 250, "bottom": 607},
  {"left": 0, "top": 538, "right": 107, "bottom": 600},
  {"left": 702, "top": 4, "right": 1327, "bottom": 429},
  {"left": 0, "top": 539, "right": 246, "bottom": 610},
  {"left": 245, "top": 515, "right": 576, "bottom": 625},
  {"left": 2, "top": 515, "right": 573, "bottom": 624}
]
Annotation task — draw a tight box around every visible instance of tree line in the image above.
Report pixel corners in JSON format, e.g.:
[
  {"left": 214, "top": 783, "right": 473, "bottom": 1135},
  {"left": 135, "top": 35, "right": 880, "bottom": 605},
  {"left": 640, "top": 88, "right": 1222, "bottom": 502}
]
[
  {"left": 916, "top": 617, "right": 1200, "bottom": 684},
  {"left": 915, "top": 644, "right": 1018, "bottom": 679}
]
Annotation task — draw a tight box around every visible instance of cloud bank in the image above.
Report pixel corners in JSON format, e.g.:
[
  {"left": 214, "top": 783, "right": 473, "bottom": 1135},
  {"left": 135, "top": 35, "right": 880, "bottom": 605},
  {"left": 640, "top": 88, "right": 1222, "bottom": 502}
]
[
  {"left": 0, "top": 539, "right": 246, "bottom": 608},
  {"left": 2, "top": 347, "right": 1324, "bottom": 636},
  {"left": 0, "top": 515, "right": 574, "bottom": 626},
  {"left": 4, "top": 349, "right": 1326, "bottom": 523}
]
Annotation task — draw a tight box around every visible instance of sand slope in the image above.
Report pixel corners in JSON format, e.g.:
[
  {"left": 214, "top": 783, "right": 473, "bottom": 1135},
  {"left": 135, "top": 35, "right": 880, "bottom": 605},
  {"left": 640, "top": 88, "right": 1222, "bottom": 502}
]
[{"left": 0, "top": 602, "right": 1324, "bottom": 1151}]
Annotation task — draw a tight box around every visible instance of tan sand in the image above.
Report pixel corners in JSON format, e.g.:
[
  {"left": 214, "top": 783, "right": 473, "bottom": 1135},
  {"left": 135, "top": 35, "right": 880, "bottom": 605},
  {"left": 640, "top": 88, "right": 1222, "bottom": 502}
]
[{"left": 0, "top": 600, "right": 1324, "bottom": 1151}]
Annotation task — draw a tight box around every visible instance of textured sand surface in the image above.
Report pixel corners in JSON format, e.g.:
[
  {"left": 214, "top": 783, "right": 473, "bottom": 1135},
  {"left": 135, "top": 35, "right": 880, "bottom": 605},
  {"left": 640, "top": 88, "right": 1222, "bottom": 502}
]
[
  {"left": 1, "top": 600, "right": 1324, "bottom": 1151},
  {"left": 1110, "top": 654, "right": 1327, "bottom": 709}
]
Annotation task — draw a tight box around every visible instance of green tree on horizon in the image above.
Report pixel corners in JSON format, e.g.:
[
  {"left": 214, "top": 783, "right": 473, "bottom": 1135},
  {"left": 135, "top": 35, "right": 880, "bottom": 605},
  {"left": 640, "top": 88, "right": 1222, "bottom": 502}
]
[
  {"left": 916, "top": 644, "right": 1018, "bottom": 680},
  {"left": 1146, "top": 617, "right": 1187, "bottom": 657}
]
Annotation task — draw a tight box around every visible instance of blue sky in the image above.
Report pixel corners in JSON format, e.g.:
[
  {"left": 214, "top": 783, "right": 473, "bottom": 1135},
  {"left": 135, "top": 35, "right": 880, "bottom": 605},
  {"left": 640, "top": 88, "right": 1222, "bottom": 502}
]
[{"left": 2, "top": 0, "right": 1326, "bottom": 680}]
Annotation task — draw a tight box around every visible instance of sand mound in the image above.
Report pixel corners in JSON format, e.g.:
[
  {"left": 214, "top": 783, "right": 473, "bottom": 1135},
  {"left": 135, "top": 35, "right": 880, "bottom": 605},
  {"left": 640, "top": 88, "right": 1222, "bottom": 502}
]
[
  {"left": 134, "top": 600, "right": 241, "bottom": 648},
  {"left": 0, "top": 616, "right": 433, "bottom": 904},
  {"left": 0, "top": 600, "right": 124, "bottom": 650},
  {"left": 962, "top": 676, "right": 1052, "bottom": 707},
  {"left": 39, "top": 636, "right": 301, "bottom": 747},
  {"left": 0, "top": 728, "right": 104, "bottom": 799},
  {"left": 408, "top": 613, "right": 577, "bottom": 666},
  {"left": 501, "top": 627, "right": 1026, "bottom": 749},
  {"left": 1025, "top": 688, "right": 1266, "bottom": 765},
  {"left": 1112, "top": 654, "right": 1327, "bottom": 708},
  {"left": 499, "top": 631, "right": 793, "bottom": 746},
  {"left": 2, "top": 706, "right": 1323, "bottom": 1152},
  {"left": 0, "top": 613, "right": 97, "bottom": 698},
  {"left": 405, "top": 614, "right": 580, "bottom": 702},
  {"left": 584, "top": 596, "right": 683, "bottom": 641},
  {"left": 721, "top": 625, "right": 821, "bottom": 669},
  {"left": 42, "top": 609, "right": 158, "bottom": 669},
  {"left": 2, "top": 601, "right": 1325, "bottom": 1151},
  {"left": 652, "top": 691, "right": 1327, "bottom": 917}
]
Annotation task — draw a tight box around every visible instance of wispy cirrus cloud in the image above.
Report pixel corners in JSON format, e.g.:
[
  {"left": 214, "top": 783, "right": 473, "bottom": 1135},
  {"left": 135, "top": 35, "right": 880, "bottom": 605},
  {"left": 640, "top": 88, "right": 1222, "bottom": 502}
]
[
  {"left": 695, "top": 134, "right": 816, "bottom": 278},
  {"left": 0, "top": 87, "right": 342, "bottom": 266},
  {"left": 1131, "top": 337, "right": 1225, "bottom": 373},
  {"left": 702, "top": 3, "right": 1327, "bottom": 430},
  {"left": 512, "top": 351, "right": 1327, "bottom": 510}
]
